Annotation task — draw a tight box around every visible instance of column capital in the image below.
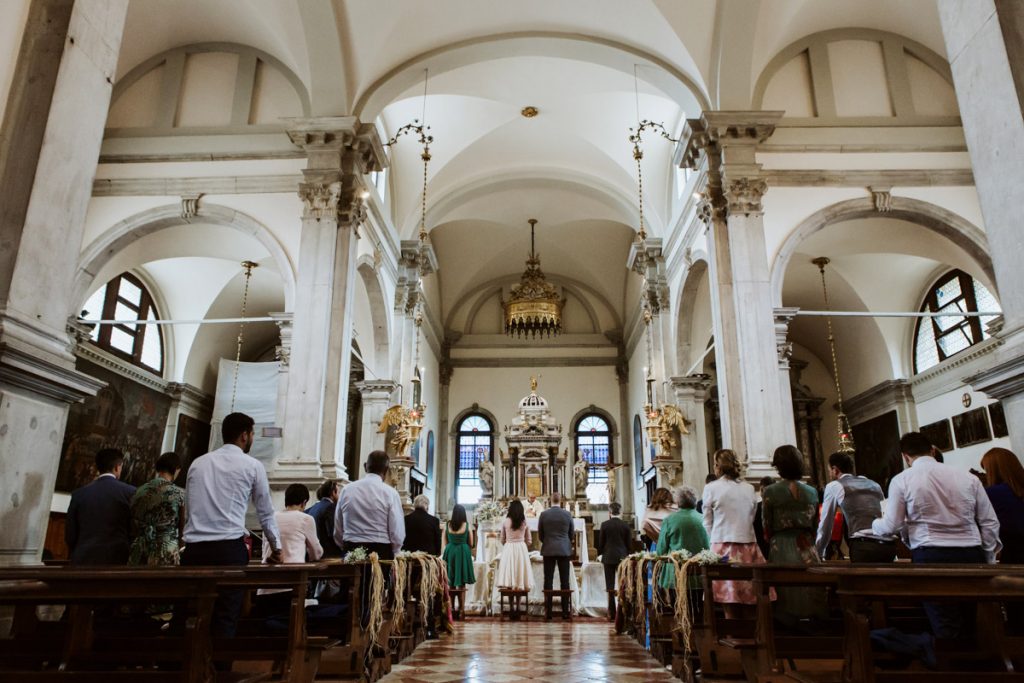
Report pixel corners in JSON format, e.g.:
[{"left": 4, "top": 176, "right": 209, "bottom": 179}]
[
  {"left": 669, "top": 373, "right": 712, "bottom": 402},
  {"left": 773, "top": 307, "right": 800, "bottom": 369},
  {"left": 400, "top": 239, "right": 439, "bottom": 278},
  {"left": 680, "top": 111, "right": 783, "bottom": 170},
  {"left": 355, "top": 378, "right": 399, "bottom": 399},
  {"left": 270, "top": 312, "right": 293, "bottom": 369},
  {"left": 723, "top": 175, "right": 768, "bottom": 215},
  {"left": 628, "top": 238, "right": 670, "bottom": 314}
]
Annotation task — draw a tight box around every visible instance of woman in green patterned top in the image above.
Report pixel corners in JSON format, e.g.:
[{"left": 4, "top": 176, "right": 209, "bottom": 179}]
[
  {"left": 442, "top": 504, "right": 476, "bottom": 588},
  {"left": 129, "top": 452, "right": 186, "bottom": 566},
  {"left": 656, "top": 486, "right": 710, "bottom": 589}
]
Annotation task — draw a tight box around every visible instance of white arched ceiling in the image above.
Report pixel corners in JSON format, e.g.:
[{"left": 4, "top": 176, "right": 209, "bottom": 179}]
[{"left": 782, "top": 215, "right": 996, "bottom": 385}]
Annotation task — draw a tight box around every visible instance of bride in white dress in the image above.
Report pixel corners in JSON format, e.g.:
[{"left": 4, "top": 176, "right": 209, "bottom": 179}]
[{"left": 494, "top": 499, "right": 534, "bottom": 590}]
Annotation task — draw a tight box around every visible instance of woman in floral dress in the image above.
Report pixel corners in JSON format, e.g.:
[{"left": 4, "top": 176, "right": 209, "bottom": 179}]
[
  {"left": 129, "top": 452, "right": 185, "bottom": 566},
  {"left": 762, "top": 445, "right": 827, "bottom": 624}
]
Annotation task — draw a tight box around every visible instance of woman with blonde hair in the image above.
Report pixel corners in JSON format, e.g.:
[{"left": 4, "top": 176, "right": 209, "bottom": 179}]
[
  {"left": 981, "top": 447, "right": 1024, "bottom": 564},
  {"left": 702, "top": 449, "right": 767, "bottom": 610},
  {"left": 641, "top": 487, "right": 676, "bottom": 548}
]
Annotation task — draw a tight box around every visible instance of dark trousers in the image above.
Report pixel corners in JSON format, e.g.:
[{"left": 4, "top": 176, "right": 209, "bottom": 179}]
[
  {"left": 912, "top": 545, "right": 985, "bottom": 638},
  {"left": 603, "top": 562, "right": 619, "bottom": 592},
  {"left": 543, "top": 556, "right": 571, "bottom": 591},
  {"left": 848, "top": 538, "right": 897, "bottom": 563},
  {"left": 180, "top": 538, "right": 249, "bottom": 638}
]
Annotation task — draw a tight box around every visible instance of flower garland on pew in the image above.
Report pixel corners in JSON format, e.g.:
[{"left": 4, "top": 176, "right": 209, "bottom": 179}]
[
  {"left": 392, "top": 553, "right": 409, "bottom": 627},
  {"left": 340, "top": 548, "right": 388, "bottom": 652},
  {"left": 650, "top": 549, "right": 725, "bottom": 681}
]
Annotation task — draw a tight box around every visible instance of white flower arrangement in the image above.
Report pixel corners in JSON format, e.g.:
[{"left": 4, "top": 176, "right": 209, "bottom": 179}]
[
  {"left": 342, "top": 547, "right": 368, "bottom": 563},
  {"left": 474, "top": 500, "right": 506, "bottom": 525},
  {"left": 661, "top": 548, "right": 723, "bottom": 565}
]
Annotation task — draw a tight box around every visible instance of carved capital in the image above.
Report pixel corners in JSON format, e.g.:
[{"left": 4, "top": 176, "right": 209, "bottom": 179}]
[
  {"left": 869, "top": 186, "right": 893, "bottom": 212},
  {"left": 724, "top": 176, "right": 768, "bottom": 215},
  {"left": 773, "top": 307, "right": 800, "bottom": 370},
  {"left": 299, "top": 182, "right": 341, "bottom": 221},
  {"left": 180, "top": 193, "right": 202, "bottom": 221}
]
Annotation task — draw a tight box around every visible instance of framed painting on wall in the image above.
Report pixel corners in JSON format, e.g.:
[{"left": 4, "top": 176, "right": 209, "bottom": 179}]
[
  {"left": 989, "top": 402, "right": 1009, "bottom": 439},
  {"left": 952, "top": 407, "right": 992, "bottom": 448},
  {"left": 426, "top": 430, "right": 435, "bottom": 488},
  {"left": 920, "top": 419, "right": 954, "bottom": 452}
]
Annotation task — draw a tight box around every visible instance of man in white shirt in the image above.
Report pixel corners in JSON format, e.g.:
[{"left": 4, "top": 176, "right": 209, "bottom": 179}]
[
  {"left": 182, "top": 412, "right": 282, "bottom": 637},
  {"left": 333, "top": 450, "right": 405, "bottom": 559},
  {"left": 816, "top": 451, "right": 896, "bottom": 562},
  {"left": 871, "top": 431, "right": 1001, "bottom": 638}
]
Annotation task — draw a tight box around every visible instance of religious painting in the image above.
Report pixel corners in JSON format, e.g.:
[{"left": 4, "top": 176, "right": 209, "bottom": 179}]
[
  {"left": 920, "top": 419, "right": 954, "bottom": 452},
  {"left": 633, "top": 414, "right": 643, "bottom": 486},
  {"left": 56, "top": 358, "right": 172, "bottom": 492},
  {"left": 525, "top": 464, "right": 543, "bottom": 498},
  {"left": 952, "top": 407, "right": 992, "bottom": 448},
  {"left": 426, "top": 430, "right": 435, "bottom": 487},
  {"left": 173, "top": 413, "right": 211, "bottom": 486},
  {"left": 989, "top": 401, "right": 1009, "bottom": 439},
  {"left": 851, "top": 410, "right": 901, "bottom": 494}
]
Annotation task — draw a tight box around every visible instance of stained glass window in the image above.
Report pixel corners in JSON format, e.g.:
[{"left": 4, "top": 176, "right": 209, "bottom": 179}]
[
  {"left": 456, "top": 414, "right": 492, "bottom": 505},
  {"left": 576, "top": 414, "right": 612, "bottom": 504},
  {"left": 914, "top": 270, "right": 1000, "bottom": 374}
]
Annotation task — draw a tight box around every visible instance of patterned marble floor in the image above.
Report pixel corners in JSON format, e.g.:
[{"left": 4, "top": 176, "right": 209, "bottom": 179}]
[{"left": 374, "top": 619, "right": 678, "bottom": 683}]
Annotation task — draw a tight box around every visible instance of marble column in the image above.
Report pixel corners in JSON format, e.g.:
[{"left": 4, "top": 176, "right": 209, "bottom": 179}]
[
  {"left": 668, "top": 374, "right": 713, "bottom": 490},
  {"left": 269, "top": 311, "right": 292, "bottom": 464},
  {"left": 355, "top": 379, "right": 398, "bottom": 456},
  {"left": 773, "top": 307, "right": 800, "bottom": 446},
  {"left": 0, "top": 0, "right": 127, "bottom": 565},
  {"left": 940, "top": 2, "right": 1024, "bottom": 453},
  {"left": 628, "top": 238, "right": 672, "bottom": 398},
  {"left": 276, "top": 118, "right": 385, "bottom": 483},
  {"left": 681, "top": 111, "right": 791, "bottom": 481}
]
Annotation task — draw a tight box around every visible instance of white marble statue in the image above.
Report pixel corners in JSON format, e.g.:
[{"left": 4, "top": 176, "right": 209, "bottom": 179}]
[
  {"left": 479, "top": 457, "right": 495, "bottom": 496},
  {"left": 573, "top": 456, "right": 588, "bottom": 495}
]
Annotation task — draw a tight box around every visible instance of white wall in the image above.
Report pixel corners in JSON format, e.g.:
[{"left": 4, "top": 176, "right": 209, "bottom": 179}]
[{"left": 915, "top": 387, "right": 1011, "bottom": 472}]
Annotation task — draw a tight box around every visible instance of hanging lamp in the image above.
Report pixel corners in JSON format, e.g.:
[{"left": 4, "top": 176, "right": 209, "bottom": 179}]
[
  {"left": 502, "top": 218, "right": 564, "bottom": 338},
  {"left": 813, "top": 257, "right": 856, "bottom": 453}
]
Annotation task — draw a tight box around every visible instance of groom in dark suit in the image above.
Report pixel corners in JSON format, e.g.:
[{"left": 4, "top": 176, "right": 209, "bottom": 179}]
[
  {"left": 65, "top": 448, "right": 136, "bottom": 565},
  {"left": 538, "top": 492, "right": 574, "bottom": 603}
]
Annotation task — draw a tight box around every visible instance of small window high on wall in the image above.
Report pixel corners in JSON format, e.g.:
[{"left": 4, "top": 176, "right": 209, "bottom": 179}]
[
  {"left": 456, "top": 414, "right": 492, "bottom": 505},
  {"left": 914, "top": 269, "right": 1000, "bottom": 374},
  {"left": 82, "top": 272, "right": 164, "bottom": 375},
  {"left": 576, "top": 413, "right": 611, "bottom": 504}
]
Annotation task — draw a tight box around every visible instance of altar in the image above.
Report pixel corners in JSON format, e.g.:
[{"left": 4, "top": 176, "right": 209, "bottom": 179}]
[{"left": 474, "top": 517, "right": 589, "bottom": 565}]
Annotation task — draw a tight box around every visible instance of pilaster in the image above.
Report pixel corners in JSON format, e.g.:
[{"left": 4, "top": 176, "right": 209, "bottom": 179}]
[
  {"left": 682, "top": 111, "right": 790, "bottom": 480},
  {"left": 668, "top": 374, "right": 713, "bottom": 490}
]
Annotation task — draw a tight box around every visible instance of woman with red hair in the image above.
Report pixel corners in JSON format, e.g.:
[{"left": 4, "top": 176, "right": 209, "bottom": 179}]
[{"left": 980, "top": 447, "right": 1024, "bottom": 564}]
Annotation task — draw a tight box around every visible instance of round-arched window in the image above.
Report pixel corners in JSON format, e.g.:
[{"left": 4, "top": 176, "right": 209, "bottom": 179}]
[
  {"left": 575, "top": 413, "right": 612, "bottom": 504},
  {"left": 82, "top": 272, "right": 164, "bottom": 375},
  {"left": 456, "top": 414, "right": 493, "bottom": 505},
  {"left": 914, "top": 269, "right": 1000, "bottom": 373}
]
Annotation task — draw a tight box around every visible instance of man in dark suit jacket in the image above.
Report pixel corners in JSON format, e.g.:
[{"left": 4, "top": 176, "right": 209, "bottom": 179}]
[
  {"left": 65, "top": 448, "right": 136, "bottom": 565},
  {"left": 597, "top": 501, "right": 632, "bottom": 617},
  {"left": 306, "top": 479, "right": 341, "bottom": 557},
  {"left": 403, "top": 494, "right": 442, "bottom": 555},
  {"left": 538, "top": 492, "right": 574, "bottom": 603}
]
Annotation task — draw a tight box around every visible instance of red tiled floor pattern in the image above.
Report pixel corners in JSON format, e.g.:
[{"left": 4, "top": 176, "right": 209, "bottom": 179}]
[{"left": 367, "top": 619, "right": 677, "bottom": 682}]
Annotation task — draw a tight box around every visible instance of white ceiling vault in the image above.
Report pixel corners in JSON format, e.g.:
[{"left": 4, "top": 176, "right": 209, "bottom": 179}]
[{"left": 108, "top": 0, "right": 954, "bottom": 353}]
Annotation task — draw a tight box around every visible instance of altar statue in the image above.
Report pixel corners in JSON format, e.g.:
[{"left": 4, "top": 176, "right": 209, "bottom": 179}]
[
  {"left": 573, "top": 456, "right": 588, "bottom": 494},
  {"left": 605, "top": 463, "right": 627, "bottom": 504},
  {"left": 479, "top": 456, "right": 495, "bottom": 496}
]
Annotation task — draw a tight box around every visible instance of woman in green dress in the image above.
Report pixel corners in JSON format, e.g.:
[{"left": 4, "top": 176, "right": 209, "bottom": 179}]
[
  {"left": 761, "top": 445, "right": 827, "bottom": 624},
  {"left": 442, "top": 504, "right": 476, "bottom": 588},
  {"left": 128, "top": 452, "right": 185, "bottom": 566},
  {"left": 656, "top": 486, "right": 710, "bottom": 590}
]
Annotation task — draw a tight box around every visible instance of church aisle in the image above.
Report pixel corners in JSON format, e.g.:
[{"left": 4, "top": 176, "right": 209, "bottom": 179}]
[{"left": 368, "top": 619, "right": 677, "bottom": 682}]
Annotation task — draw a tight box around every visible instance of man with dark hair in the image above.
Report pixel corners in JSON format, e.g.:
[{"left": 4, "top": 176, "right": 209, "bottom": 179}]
[
  {"left": 333, "top": 450, "right": 405, "bottom": 559},
  {"left": 597, "top": 501, "right": 632, "bottom": 619},
  {"left": 539, "top": 492, "right": 574, "bottom": 617},
  {"left": 816, "top": 451, "right": 895, "bottom": 562},
  {"left": 65, "top": 448, "right": 136, "bottom": 565},
  {"left": 182, "top": 411, "right": 281, "bottom": 637},
  {"left": 306, "top": 479, "right": 341, "bottom": 557},
  {"left": 872, "top": 431, "right": 1001, "bottom": 638}
]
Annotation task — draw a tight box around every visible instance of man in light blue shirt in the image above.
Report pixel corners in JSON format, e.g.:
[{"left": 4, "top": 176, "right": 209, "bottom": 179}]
[
  {"left": 182, "top": 412, "right": 282, "bottom": 636},
  {"left": 333, "top": 450, "right": 405, "bottom": 559}
]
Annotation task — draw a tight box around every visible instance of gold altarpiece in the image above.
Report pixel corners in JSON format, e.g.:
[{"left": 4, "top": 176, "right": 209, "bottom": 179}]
[{"left": 498, "top": 379, "right": 566, "bottom": 504}]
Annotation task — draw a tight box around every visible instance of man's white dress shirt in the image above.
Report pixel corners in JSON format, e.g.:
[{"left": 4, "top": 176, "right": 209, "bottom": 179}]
[
  {"left": 333, "top": 473, "right": 406, "bottom": 553},
  {"left": 871, "top": 456, "right": 1001, "bottom": 562},
  {"left": 702, "top": 477, "right": 757, "bottom": 544},
  {"left": 183, "top": 443, "right": 280, "bottom": 549}
]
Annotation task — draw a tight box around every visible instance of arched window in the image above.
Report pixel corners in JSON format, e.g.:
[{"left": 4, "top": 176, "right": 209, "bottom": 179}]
[
  {"left": 456, "top": 414, "right": 493, "bottom": 505},
  {"left": 576, "top": 413, "right": 612, "bottom": 504},
  {"left": 82, "top": 272, "right": 164, "bottom": 375},
  {"left": 914, "top": 269, "right": 1001, "bottom": 374}
]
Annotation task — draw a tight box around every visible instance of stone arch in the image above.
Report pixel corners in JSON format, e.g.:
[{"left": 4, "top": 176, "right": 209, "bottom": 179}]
[
  {"left": 354, "top": 31, "right": 710, "bottom": 121},
  {"left": 356, "top": 256, "right": 392, "bottom": 379},
  {"left": 769, "top": 196, "right": 995, "bottom": 307},
  {"left": 74, "top": 203, "right": 297, "bottom": 315},
  {"left": 675, "top": 258, "right": 710, "bottom": 374},
  {"left": 569, "top": 405, "right": 620, "bottom": 441},
  {"left": 449, "top": 404, "right": 500, "bottom": 437}
]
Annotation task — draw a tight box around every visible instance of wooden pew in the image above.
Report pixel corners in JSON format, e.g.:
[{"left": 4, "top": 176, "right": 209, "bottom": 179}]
[
  {"left": 810, "top": 564, "right": 1024, "bottom": 682},
  {"left": 699, "top": 563, "right": 757, "bottom": 680},
  {"left": 0, "top": 565, "right": 262, "bottom": 683}
]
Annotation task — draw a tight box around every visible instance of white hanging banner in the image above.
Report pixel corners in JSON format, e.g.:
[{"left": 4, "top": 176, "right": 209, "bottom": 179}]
[{"left": 210, "top": 359, "right": 279, "bottom": 467}]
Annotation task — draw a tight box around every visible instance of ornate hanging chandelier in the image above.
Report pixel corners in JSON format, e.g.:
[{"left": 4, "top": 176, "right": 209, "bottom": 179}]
[
  {"left": 502, "top": 218, "right": 563, "bottom": 338},
  {"left": 813, "top": 256, "right": 856, "bottom": 454}
]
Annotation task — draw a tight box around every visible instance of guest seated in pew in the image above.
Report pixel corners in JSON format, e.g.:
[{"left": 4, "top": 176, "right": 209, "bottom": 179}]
[
  {"left": 129, "top": 451, "right": 185, "bottom": 567},
  {"left": 333, "top": 450, "right": 405, "bottom": 560},
  {"left": 815, "top": 451, "right": 897, "bottom": 563},
  {"left": 763, "top": 445, "right": 828, "bottom": 624},
  {"left": 872, "top": 431, "right": 1001, "bottom": 639},
  {"left": 257, "top": 483, "right": 323, "bottom": 616},
  {"left": 655, "top": 486, "right": 709, "bottom": 590},
  {"left": 702, "top": 449, "right": 766, "bottom": 616},
  {"left": 403, "top": 494, "right": 442, "bottom": 555},
  {"left": 182, "top": 412, "right": 282, "bottom": 638},
  {"left": 66, "top": 447, "right": 136, "bottom": 565},
  {"left": 981, "top": 447, "right": 1024, "bottom": 564},
  {"left": 306, "top": 479, "right": 342, "bottom": 557}
]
